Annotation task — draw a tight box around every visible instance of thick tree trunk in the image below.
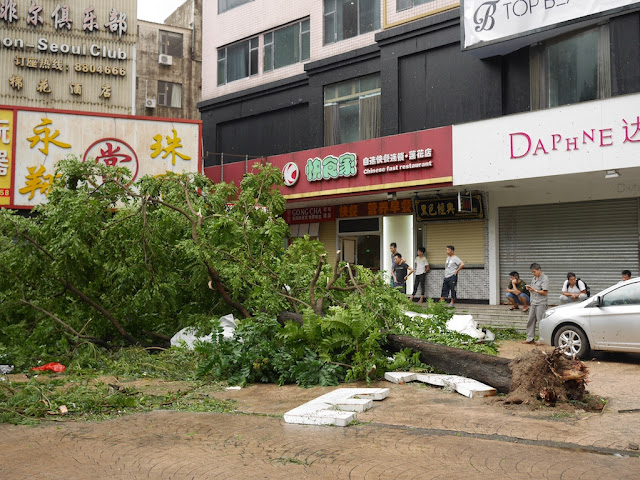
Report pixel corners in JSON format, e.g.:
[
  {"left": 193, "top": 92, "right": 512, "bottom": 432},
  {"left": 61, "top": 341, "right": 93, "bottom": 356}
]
[{"left": 386, "top": 334, "right": 512, "bottom": 394}]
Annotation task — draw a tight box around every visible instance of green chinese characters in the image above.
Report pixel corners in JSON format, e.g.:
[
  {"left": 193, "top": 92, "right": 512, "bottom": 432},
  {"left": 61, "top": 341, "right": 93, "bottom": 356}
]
[{"left": 305, "top": 152, "right": 357, "bottom": 182}]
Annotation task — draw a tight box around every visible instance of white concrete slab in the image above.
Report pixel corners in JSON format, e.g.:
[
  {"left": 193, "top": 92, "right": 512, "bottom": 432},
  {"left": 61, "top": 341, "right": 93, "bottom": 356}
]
[
  {"left": 389, "top": 372, "right": 497, "bottom": 398},
  {"left": 284, "top": 388, "right": 389, "bottom": 426}
]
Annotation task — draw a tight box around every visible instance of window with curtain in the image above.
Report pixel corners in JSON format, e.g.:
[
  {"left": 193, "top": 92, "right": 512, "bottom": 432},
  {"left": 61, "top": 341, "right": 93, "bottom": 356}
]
[
  {"left": 324, "top": 74, "right": 381, "bottom": 146},
  {"left": 157, "top": 81, "right": 182, "bottom": 108},
  {"left": 219, "top": 0, "right": 253, "bottom": 14},
  {"left": 217, "top": 37, "right": 259, "bottom": 86},
  {"left": 158, "top": 31, "right": 183, "bottom": 57},
  {"left": 530, "top": 25, "right": 610, "bottom": 110},
  {"left": 397, "top": 0, "right": 435, "bottom": 11},
  {"left": 324, "top": 0, "right": 380, "bottom": 45},
  {"left": 264, "top": 19, "right": 310, "bottom": 72}
]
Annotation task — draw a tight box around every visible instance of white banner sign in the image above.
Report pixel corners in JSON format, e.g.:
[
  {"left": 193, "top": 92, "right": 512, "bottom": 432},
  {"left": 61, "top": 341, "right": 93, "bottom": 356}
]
[
  {"left": 453, "top": 92, "right": 640, "bottom": 185},
  {"left": 463, "top": 0, "right": 640, "bottom": 49}
]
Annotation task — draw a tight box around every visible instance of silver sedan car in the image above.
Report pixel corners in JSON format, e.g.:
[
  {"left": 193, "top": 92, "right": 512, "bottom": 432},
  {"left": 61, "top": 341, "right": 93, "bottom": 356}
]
[{"left": 538, "top": 277, "right": 640, "bottom": 358}]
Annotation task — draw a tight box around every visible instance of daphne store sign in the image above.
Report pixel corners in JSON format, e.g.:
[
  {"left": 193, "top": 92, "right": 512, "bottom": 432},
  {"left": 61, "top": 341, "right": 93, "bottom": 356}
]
[{"left": 462, "top": 0, "right": 638, "bottom": 49}]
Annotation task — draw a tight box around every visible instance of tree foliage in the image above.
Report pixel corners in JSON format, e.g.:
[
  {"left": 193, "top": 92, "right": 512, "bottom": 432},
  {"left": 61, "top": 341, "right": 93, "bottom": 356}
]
[{"left": 0, "top": 157, "right": 494, "bottom": 385}]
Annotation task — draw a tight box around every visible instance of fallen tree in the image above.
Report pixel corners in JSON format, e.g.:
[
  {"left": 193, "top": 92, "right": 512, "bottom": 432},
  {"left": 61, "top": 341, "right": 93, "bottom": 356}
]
[
  {"left": 0, "top": 158, "right": 590, "bottom": 404},
  {"left": 386, "top": 334, "right": 512, "bottom": 393}
]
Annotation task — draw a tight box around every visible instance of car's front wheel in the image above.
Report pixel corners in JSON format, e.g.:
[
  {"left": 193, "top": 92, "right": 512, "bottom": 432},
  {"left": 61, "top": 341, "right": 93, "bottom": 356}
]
[{"left": 554, "top": 325, "right": 590, "bottom": 359}]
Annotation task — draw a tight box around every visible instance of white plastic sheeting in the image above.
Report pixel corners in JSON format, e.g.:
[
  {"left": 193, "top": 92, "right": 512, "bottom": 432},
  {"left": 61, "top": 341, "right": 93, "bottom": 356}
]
[{"left": 170, "top": 313, "right": 236, "bottom": 349}]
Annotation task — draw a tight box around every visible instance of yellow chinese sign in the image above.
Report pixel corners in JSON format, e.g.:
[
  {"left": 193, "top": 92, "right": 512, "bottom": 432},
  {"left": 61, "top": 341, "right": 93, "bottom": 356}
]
[
  {"left": 9, "top": 108, "right": 201, "bottom": 208},
  {"left": 415, "top": 195, "right": 484, "bottom": 222},
  {"left": 0, "top": 110, "right": 13, "bottom": 206}
]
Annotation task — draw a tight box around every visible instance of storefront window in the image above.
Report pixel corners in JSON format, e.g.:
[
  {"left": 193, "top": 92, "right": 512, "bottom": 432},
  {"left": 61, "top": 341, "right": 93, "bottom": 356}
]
[
  {"left": 324, "top": 75, "right": 381, "bottom": 146},
  {"left": 530, "top": 25, "right": 611, "bottom": 110}
]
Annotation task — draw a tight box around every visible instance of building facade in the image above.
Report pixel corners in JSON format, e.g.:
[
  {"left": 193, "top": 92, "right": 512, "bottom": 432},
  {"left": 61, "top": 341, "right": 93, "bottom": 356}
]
[
  {"left": 198, "top": 0, "right": 640, "bottom": 303},
  {"left": 135, "top": 0, "right": 202, "bottom": 119}
]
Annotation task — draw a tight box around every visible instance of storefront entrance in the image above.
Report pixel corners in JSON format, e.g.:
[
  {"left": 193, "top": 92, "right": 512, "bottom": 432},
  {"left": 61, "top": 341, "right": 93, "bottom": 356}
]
[{"left": 341, "top": 235, "right": 381, "bottom": 272}]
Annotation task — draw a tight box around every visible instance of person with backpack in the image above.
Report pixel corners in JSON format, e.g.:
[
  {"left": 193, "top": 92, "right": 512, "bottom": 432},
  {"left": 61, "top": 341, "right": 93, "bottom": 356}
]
[{"left": 559, "top": 272, "right": 588, "bottom": 303}]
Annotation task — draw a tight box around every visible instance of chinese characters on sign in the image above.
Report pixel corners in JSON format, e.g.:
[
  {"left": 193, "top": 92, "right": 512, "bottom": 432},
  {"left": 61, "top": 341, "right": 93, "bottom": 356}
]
[
  {"left": 1, "top": 2, "right": 127, "bottom": 36},
  {"left": 283, "top": 206, "right": 334, "bottom": 224},
  {"left": 150, "top": 129, "right": 191, "bottom": 166},
  {"left": 1, "top": 2, "right": 131, "bottom": 102},
  {"left": 414, "top": 196, "right": 484, "bottom": 222},
  {"left": 336, "top": 199, "right": 413, "bottom": 218},
  {"left": 305, "top": 152, "right": 357, "bottom": 182},
  {"left": 362, "top": 148, "right": 434, "bottom": 175}
]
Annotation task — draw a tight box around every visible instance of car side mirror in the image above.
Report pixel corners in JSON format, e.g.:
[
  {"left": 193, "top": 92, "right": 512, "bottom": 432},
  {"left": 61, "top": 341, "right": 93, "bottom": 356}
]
[{"left": 595, "top": 295, "right": 603, "bottom": 307}]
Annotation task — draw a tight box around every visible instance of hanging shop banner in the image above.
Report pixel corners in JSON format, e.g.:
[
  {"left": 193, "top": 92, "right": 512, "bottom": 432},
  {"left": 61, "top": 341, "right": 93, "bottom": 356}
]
[
  {"left": 462, "top": 0, "right": 639, "bottom": 51},
  {"left": 335, "top": 199, "right": 414, "bottom": 218},
  {"left": 415, "top": 195, "right": 484, "bottom": 221},
  {"left": 205, "top": 126, "right": 453, "bottom": 201},
  {"left": 2, "top": 105, "right": 201, "bottom": 209},
  {"left": 283, "top": 206, "right": 335, "bottom": 224}
]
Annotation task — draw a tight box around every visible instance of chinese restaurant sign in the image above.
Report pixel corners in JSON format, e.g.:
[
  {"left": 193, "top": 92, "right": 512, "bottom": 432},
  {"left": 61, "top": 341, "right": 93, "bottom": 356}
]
[
  {"left": 0, "top": 105, "right": 201, "bottom": 209},
  {"left": 335, "top": 199, "right": 414, "bottom": 218},
  {"left": 462, "top": 0, "right": 639, "bottom": 50},
  {"left": 283, "top": 206, "right": 334, "bottom": 224},
  {"left": 0, "top": 1, "right": 135, "bottom": 112},
  {"left": 414, "top": 195, "right": 484, "bottom": 222},
  {"left": 263, "top": 127, "right": 452, "bottom": 200}
]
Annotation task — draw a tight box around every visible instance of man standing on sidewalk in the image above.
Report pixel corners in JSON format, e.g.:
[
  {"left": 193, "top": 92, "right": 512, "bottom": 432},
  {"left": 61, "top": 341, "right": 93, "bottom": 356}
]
[
  {"left": 523, "top": 262, "right": 549, "bottom": 344},
  {"left": 439, "top": 245, "right": 464, "bottom": 306}
]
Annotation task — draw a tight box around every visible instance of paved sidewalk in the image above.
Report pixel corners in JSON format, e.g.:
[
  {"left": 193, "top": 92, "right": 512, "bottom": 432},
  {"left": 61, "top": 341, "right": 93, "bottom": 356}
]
[{"left": 1, "top": 341, "right": 640, "bottom": 479}]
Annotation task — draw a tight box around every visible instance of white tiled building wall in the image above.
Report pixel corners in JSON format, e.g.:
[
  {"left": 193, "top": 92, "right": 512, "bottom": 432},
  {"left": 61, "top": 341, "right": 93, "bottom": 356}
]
[{"left": 202, "top": 0, "right": 460, "bottom": 101}]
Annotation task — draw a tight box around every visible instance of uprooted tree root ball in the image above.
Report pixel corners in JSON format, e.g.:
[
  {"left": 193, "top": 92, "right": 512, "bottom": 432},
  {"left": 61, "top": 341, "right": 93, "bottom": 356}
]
[{"left": 505, "top": 348, "right": 593, "bottom": 407}]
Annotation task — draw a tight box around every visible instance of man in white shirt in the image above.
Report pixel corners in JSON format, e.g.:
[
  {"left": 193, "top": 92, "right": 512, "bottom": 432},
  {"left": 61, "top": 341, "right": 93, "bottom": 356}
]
[{"left": 559, "top": 272, "right": 587, "bottom": 304}]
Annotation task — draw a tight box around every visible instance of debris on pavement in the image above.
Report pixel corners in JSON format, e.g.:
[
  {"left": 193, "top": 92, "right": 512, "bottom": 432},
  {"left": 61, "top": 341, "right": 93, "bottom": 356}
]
[
  {"left": 170, "top": 313, "right": 236, "bottom": 349},
  {"left": 284, "top": 388, "right": 389, "bottom": 427},
  {"left": 30, "top": 362, "right": 66, "bottom": 373},
  {"left": 404, "top": 311, "right": 495, "bottom": 342},
  {"left": 385, "top": 371, "right": 497, "bottom": 398}
]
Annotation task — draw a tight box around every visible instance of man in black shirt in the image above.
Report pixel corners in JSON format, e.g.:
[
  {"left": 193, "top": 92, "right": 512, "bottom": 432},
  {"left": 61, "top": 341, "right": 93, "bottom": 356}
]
[{"left": 392, "top": 252, "right": 412, "bottom": 294}]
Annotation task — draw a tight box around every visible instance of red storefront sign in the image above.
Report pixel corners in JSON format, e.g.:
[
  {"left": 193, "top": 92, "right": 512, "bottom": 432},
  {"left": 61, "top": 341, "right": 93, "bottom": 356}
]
[
  {"left": 335, "top": 199, "right": 414, "bottom": 218},
  {"left": 205, "top": 126, "right": 453, "bottom": 200}
]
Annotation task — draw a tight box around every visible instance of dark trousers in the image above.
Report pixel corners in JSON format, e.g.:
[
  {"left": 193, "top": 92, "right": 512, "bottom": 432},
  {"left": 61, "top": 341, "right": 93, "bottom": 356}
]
[
  {"left": 412, "top": 273, "right": 426, "bottom": 296},
  {"left": 440, "top": 275, "right": 458, "bottom": 299}
]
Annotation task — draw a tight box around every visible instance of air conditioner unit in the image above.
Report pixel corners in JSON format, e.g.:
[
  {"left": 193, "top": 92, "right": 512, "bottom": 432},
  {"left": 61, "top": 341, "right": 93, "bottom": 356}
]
[
  {"left": 158, "top": 54, "right": 173, "bottom": 66},
  {"left": 145, "top": 98, "right": 156, "bottom": 109}
]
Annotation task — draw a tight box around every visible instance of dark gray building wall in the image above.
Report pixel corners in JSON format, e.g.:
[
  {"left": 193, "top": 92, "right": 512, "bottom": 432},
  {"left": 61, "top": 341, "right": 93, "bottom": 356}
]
[{"left": 198, "top": 9, "right": 640, "bottom": 167}]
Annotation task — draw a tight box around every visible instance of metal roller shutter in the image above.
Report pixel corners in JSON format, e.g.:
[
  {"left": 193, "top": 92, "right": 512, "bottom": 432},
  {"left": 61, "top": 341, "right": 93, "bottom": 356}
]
[{"left": 499, "top": 199, "right": 639, "bottom": 301}]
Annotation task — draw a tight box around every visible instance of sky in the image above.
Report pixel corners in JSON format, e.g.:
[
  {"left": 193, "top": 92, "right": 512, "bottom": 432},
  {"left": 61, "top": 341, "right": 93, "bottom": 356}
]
[{"left": 137, "top": 0, "right": 187, "bottom": 24}]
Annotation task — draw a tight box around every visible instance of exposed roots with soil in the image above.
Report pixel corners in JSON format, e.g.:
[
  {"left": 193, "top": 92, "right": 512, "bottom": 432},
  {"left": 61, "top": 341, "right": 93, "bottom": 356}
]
[{"left": 505, "top": 348, "right": 592, "bottom": 407}]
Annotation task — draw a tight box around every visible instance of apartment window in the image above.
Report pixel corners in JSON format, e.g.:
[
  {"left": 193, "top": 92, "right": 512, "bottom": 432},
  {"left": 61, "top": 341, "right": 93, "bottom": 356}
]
[
  {"left": 324, "top": 0, "right": 380, "bottom": 45},
  {"left": 264, "top": 19, "right": 310, "bottom": 72},
  {"left": 324, "top": 75, "right": 381, "bottom": 146},
  {"left": 530, "top": 25, "right": 610, "bottom": 110},
  {"left": 217, "top": 37, "right": 259, "bottom": 86},
  {"left": 397, "top": 0, "right": 434, "bottom": 11},
  {"left": 219, "top": 0, "right": 253, "bottom": 14},
  {"left": 158, "top": 81, "right": 182, "bottom": 108},
  {"left": 159, "top": 31, "right": 183, "bottom": 57}
]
